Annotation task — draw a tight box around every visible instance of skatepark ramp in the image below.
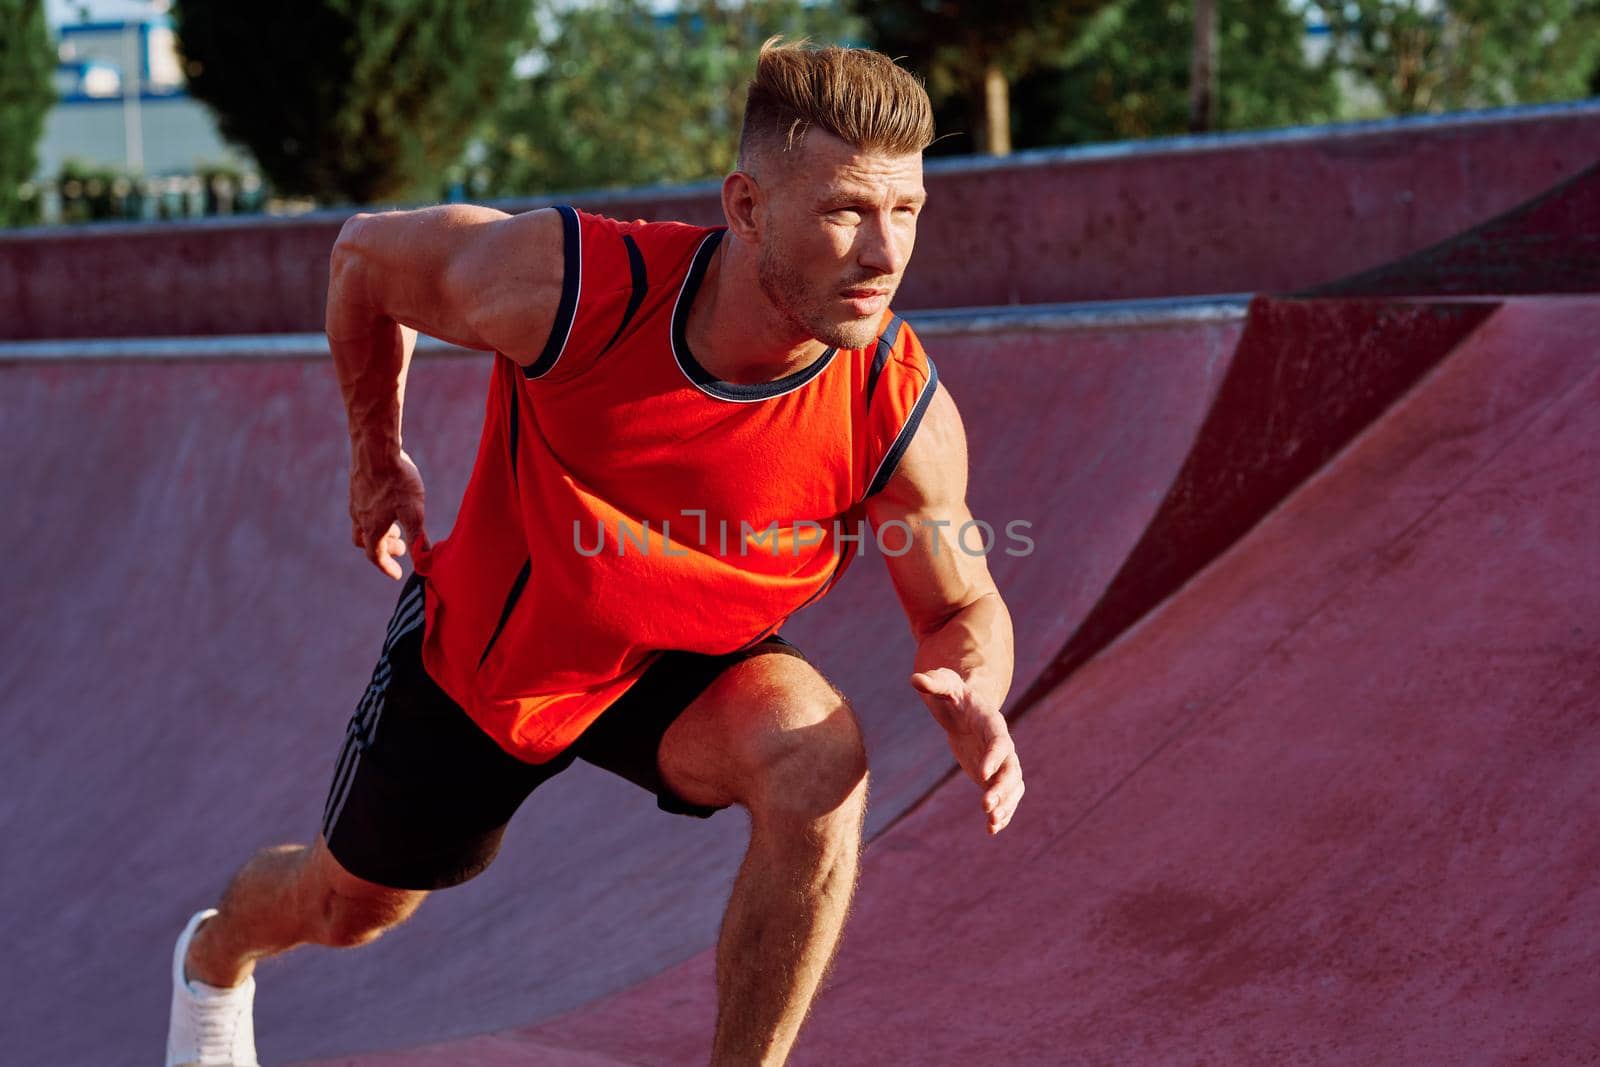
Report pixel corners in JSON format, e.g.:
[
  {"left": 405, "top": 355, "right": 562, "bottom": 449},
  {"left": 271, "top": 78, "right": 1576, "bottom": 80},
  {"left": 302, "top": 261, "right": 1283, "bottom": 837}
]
[{"left": 1, "top": 154, "right": 1595, "bottom": 1067}]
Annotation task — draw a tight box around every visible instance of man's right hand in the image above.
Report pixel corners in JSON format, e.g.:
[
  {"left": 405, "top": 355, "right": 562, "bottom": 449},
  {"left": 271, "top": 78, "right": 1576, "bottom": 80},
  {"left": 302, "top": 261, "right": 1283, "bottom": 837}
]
[{"left": 349, "top": 449, "right": 429, "bottom": 580}]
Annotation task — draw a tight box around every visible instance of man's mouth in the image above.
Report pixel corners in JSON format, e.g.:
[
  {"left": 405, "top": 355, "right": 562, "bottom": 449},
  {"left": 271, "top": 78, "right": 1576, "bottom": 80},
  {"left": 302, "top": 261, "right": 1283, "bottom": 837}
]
[{"left": 840, "top": 287, "right": 892, "bottom": 314}]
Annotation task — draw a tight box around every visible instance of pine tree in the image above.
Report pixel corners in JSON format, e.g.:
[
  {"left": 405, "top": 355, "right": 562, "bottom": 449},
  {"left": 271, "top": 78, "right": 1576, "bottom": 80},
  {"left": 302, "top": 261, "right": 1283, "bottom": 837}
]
[{"left": 171, "top": 0, "right": 532, "bottom": 204}]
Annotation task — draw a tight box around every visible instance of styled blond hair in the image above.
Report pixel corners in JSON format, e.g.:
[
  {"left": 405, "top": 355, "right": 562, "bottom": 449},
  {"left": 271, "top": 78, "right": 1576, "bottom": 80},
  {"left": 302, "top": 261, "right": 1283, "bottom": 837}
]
[{"left": 738, "top": 38, "right": 934, "bottom": 168}]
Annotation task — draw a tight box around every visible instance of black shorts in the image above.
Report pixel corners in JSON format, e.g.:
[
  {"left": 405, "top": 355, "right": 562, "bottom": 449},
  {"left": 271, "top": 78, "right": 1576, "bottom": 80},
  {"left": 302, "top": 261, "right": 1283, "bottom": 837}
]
[{"left": 320, "top": 573, "right": 806, "bottom": 891}]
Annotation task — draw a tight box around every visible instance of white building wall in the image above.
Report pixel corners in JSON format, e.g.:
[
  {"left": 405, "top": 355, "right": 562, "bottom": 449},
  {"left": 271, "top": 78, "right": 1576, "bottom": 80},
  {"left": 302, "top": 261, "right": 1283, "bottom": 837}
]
[{"left": 38, "top": 95, "right": 246, "bottom": 177}]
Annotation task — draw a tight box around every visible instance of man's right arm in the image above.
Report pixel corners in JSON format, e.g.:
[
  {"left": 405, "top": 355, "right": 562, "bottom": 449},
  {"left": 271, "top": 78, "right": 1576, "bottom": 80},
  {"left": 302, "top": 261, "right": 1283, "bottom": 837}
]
[
  {"left": 326, "top": 204, "right": 566, "bottom": 361},
  {"left": 324, "top": 204, "right": 566, "bottom": 577}
]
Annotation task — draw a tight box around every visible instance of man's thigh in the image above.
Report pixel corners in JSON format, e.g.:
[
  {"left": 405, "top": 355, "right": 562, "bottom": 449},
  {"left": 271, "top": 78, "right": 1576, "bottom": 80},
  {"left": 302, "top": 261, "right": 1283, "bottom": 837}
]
[
  {"left": 569, "top": 636, "right": 810, "bottom": 816},
  {"left": 654, "top": 648, "right": 865, "bottom": 813}
]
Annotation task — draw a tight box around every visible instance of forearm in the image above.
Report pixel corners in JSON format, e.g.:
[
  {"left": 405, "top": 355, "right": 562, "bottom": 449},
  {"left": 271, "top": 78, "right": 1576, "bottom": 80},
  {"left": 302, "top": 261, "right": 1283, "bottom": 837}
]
[
  {"left": 326, "top": 223, "right": 415, "bottom": 466},
  {"left": 913, "top": 591, "right": 1015, "bottom": 719},
  {"left": 332, "top": 323, "right": 415, "bottom": 467}
]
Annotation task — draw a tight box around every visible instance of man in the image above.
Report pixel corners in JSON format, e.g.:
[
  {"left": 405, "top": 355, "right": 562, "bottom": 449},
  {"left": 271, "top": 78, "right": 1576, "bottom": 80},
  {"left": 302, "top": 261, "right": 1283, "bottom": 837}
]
[{"left": 168, "top": 40, "right": 1023, "bottom": 1067}]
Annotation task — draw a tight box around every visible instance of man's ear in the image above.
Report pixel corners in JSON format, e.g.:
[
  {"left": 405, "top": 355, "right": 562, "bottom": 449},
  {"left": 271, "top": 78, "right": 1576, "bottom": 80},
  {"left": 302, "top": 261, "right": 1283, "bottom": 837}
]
[{"left": 722, "top": 170, "right": 764, "bottom": 243}]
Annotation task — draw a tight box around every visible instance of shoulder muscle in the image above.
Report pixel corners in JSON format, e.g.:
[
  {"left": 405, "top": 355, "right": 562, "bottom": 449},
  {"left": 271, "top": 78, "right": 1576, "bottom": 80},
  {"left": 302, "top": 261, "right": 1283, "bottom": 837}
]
[{"left": 330, "top": 205, "right": 566, "bottom": 366}]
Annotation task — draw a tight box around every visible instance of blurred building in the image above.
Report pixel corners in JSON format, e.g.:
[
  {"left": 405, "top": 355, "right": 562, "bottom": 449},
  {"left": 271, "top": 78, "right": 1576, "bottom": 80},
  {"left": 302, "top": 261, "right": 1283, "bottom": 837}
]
[
  {"left": 34, "top": 3, "right": 261, "bottom": 223},
  {"left": 40, "top": 12, "right": 247, "bottom": 178}
]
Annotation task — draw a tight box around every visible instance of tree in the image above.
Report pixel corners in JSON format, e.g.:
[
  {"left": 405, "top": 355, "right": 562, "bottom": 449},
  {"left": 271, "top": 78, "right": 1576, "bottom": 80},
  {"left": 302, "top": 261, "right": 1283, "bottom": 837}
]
[
  {"left": 171, "top": 0, "right": 532, "bottom": 204},
  {"left": 851, "top": 0, "right": 1116, "bottom": 156},
  {"left": 473, "top": 0, "right": 861, "bottom": 198},
  {"left": 0, "top": 0, "right": 56, "bottom": 227},
  {"left": 1190, "top": 0, "right": 1217, "bottom": 131},
  {"left": 1010, "top": 0, "right": 1337, "bottom": 147},
  {"left": 1311, "top": 0, "right": 1600, "bottom": 115}
]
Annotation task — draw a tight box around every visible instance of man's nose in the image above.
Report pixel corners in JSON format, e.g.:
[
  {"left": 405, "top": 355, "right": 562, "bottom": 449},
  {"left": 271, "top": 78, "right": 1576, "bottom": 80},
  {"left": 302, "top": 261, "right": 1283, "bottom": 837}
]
[{"left": 857, "top": 213, "right": 905, "bottom": 278}]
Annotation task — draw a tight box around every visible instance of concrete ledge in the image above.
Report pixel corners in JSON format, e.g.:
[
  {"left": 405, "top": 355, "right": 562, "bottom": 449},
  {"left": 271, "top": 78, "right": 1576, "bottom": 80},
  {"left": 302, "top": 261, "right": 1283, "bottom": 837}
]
[
  {"left": 0, "top": 295, "right": 1254, "bottom": 363},
  {"left": 4, "top": 102, "right": 1596, "bottom": 340}
]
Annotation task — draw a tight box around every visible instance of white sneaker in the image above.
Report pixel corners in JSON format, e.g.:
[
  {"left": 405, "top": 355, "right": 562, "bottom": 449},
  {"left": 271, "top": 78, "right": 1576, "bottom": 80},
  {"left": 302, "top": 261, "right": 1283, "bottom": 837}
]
[{"left": 166, "top": 909, "right": 260, "bottom": 1067}]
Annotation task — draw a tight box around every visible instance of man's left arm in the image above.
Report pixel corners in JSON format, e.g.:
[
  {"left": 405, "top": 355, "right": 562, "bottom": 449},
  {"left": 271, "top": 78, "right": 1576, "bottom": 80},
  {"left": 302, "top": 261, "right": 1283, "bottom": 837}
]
[{"left": 866, "top": 382, "right": 1024, "bottom": 835}]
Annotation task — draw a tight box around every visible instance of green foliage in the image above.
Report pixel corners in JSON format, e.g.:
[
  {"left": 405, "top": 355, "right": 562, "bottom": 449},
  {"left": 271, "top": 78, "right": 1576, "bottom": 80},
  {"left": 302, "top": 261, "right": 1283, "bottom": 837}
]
[
  {"left": 853, "top": 0, "right": 1110, "bottom": 97},
  {"left": 0, "top": 0, "right": 56, "bottom": 227},
  {"left": 855, "top": 0, "right": 1597, "bottom": 153},
  {"left": 851, "top": 0, "right": 1114, "bottom": 153},
  {"left": 1311, "top": 0, "right": 1600, "bottom": 115},
  {"left": 1013, "top": 0, "right": 1338, "bottom": 146},
  {"left": 474, "top": 0, "right": 860, "bottom": 198},
  {"left": 172, "top": 0, "right": 532, "bottom": 204}
]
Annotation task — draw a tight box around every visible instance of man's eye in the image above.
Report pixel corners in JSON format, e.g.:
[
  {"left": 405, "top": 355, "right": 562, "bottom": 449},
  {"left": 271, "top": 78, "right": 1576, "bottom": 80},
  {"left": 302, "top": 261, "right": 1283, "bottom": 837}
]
[{"left": 829, "top": 208, "right": 863, "bottom": 223}]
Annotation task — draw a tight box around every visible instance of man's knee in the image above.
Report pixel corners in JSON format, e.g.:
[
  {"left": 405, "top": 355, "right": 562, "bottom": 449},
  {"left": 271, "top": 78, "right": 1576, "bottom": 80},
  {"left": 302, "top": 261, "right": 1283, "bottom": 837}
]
[
  {"left": 305, "top": 837, "right": 427, "bottom": 949},
  {"left": 662, "top": 654, "right": 870, "bottom": 823},
  {"left": 731, "top": 667, "right": 869, "bottom": 830},
  {"left": 314, "top": 887, "right": 424, "bottom": 949},
  {"left": 753, "top": 718, "right": 868, "bottom": 826}
]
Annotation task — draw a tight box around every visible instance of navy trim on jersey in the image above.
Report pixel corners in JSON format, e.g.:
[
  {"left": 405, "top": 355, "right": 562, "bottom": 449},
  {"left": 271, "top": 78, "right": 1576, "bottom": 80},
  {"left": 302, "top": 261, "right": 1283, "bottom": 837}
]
[
  {"left": 507, "top": 378, "right": 520, "bottom": 477},
  {"left": 477, "top": 559, "right": 533, "bottom": 669},
  {"left": 784, "top": 532, "right": 858, "bottom": 621},
  {"left": 865, "top": 359, "right": 940, "bottom": 498},
  {"left": 865, "top": 315, "right": 905, "bottom": 407},
  {"left": 523, "top": 204, "right": 582, "bottom": 380},
  {"left": 598, "top": 234, "right": 649, "bottom": 360},
  {"left": 671, "top": 229, "right": 839, "bottom": 403}
]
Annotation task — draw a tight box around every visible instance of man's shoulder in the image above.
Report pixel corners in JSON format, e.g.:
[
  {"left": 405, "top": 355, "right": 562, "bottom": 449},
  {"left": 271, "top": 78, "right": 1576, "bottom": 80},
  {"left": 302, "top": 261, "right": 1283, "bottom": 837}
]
[
  {"left": 573, "top": 208, "right": 720, "bottom": 262},
  {"left": 516, "top": 210, "right": 721, "bottom": 384}
]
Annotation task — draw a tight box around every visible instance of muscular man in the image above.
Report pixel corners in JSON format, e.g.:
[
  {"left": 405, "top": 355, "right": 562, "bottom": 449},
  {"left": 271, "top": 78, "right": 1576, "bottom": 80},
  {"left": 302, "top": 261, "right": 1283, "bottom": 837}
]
[{"left": 167, "top": 41, "right": 1022, "bottom": 1067}]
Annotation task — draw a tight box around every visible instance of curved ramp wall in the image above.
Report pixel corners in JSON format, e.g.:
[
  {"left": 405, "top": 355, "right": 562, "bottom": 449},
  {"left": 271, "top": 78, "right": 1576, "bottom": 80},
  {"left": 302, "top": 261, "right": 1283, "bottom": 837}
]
[{"left": 3, "top": 102, "right": 1597, "bottom": 339}]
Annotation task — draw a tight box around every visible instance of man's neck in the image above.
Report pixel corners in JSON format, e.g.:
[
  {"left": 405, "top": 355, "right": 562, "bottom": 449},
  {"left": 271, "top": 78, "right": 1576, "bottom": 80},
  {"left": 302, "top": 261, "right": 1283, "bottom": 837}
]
[{"left": 686, "top": 237, "right": 829, "bottom": 385}]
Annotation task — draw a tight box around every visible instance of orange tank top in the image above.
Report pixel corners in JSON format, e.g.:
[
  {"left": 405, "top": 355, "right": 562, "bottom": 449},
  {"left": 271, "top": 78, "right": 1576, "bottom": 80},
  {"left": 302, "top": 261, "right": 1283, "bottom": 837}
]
[{"left": 414, "top": 206, "right": 937, "bottom": 761}]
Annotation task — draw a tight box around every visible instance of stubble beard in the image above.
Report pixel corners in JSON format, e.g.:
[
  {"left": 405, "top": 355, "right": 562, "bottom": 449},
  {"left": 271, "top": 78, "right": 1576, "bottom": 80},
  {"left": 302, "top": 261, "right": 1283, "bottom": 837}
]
[{"left": 757, "top": 242, "right": 886, "bottom": 351}]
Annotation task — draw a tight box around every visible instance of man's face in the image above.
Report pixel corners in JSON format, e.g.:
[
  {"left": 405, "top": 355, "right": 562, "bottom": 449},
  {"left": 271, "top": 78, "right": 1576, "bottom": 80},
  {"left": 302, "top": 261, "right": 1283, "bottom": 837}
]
[{"left": 753, "top": 131, "right": 926, "bottom": 350}]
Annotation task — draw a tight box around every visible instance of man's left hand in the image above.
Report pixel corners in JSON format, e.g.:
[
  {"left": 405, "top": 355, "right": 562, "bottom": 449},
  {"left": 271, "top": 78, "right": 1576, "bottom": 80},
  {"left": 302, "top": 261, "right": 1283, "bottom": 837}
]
[{"left": 911, "top": 668, "right": 1024, "bottom": 835}]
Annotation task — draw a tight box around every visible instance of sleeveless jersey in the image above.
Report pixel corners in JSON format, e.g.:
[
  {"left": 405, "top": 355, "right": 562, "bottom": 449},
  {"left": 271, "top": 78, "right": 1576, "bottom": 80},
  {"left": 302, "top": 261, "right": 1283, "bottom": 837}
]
[{"left": 413, "top": 206, "right": 938, "bottom": 762}]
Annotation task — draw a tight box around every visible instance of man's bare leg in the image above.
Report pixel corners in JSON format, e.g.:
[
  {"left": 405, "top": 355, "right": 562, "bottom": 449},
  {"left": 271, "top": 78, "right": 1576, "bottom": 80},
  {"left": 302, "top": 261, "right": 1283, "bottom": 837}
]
[
  {"left": 186, "top": 835, "right": 427, "bottom": 988},
  {"left": 711, "top": 768, "right": 867, "bottom": 1064},
  {"left": 659, "top": 654, "right": 871, "bottom": 1066}
]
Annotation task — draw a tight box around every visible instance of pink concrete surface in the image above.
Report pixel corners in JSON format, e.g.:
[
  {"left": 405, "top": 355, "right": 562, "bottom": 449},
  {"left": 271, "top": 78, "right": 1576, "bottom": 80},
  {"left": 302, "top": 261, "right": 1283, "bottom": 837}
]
[
  {"left": 1025, "top": 295, "right": 1494, "bottom": 707},
  {"left": 1, "top": 311, "right": 1262, "bottom": 1066},
  {"left": 355, "top": 299, "right": 1598, "bottom": 1065},
  {"left": 3, "top": 104, "right": 1597, "bottom": 339},
  {"left": 1312, "top": 162, "right": 1600, "bottom": 298}
]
